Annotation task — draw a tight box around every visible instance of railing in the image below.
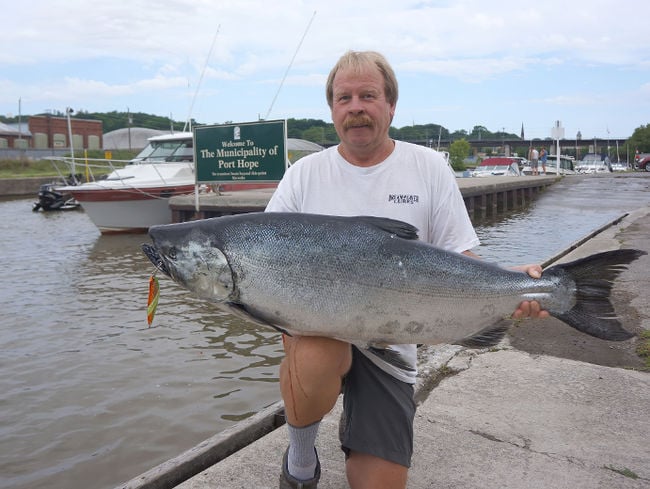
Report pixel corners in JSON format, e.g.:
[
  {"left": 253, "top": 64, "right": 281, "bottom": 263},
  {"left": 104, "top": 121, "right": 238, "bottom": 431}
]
[{"left": 45, "top": 156, "right": 137, "bottom": 185}]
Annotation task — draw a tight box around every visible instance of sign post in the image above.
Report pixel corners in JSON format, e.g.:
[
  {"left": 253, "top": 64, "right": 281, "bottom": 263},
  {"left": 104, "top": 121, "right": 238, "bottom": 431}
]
[{"left": 551, "top": 120, "right": 565, "bottom": 173}]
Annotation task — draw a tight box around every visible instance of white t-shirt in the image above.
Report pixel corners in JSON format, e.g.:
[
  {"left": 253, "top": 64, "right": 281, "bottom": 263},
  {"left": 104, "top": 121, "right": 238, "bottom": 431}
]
[{"left": 265, "top": 140, "right": 479, "bottom": 383}]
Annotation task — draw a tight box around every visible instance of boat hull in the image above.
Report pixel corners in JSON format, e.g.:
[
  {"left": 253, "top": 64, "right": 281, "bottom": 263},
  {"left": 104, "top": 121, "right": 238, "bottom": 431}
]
[
  {"left": 46, "top": 133, "right": 322, "bottom": 234},
  {"left": 69, "top": 184, "right": 196, "bottom": 234},
  {"left": 66, "top": 182, "right": 279, "bottom": 234}
]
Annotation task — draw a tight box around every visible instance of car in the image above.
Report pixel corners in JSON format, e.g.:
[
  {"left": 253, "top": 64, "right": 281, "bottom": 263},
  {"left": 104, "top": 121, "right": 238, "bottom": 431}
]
[{"left": 635, "top": 154, "right": 650, "bottom": 171}]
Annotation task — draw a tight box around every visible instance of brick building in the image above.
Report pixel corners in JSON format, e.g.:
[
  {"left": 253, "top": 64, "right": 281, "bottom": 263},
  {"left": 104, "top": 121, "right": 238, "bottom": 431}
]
[{"left": 0, "top": 115, "right": 103, "bottom": 150}]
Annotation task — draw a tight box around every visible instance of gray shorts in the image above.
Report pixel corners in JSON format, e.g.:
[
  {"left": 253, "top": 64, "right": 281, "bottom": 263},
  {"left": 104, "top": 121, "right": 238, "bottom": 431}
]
[
  {"left": 340, "top": 346, "right": 415, "bottom": 467},
  {"left": 530, "top": 159, "right": 539, "bottom": 168}
]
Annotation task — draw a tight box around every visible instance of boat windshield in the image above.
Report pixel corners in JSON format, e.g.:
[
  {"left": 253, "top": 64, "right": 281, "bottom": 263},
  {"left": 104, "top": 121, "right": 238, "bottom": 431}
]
[
  {"left": 546, "top": 157, "right": 574, "bottom": 171},
  {"left": 581, "top": 154, "right": 607, "bottom": 164},
  {"left": 131, "top": 139, "right": 194, "bottom": 163}
]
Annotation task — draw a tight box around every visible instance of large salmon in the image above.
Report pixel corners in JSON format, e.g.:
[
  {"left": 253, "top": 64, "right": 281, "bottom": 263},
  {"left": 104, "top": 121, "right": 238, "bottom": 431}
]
[{"left": 142, "top": 212, "right": 643, "bottom": 347}]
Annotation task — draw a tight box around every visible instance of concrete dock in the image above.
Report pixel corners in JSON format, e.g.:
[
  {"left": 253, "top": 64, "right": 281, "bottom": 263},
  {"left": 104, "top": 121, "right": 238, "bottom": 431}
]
[
  {"left": 168, "top": 175, "right": 558, "bottom": 224},
  {"left": 118, "top": 200, "right": 650, "bottom": 488}
]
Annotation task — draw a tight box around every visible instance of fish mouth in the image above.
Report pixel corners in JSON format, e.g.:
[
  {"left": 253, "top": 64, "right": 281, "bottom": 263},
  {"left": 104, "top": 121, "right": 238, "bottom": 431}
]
[{"left": 141, "top": 243, "right": 171, "bottom": 277}]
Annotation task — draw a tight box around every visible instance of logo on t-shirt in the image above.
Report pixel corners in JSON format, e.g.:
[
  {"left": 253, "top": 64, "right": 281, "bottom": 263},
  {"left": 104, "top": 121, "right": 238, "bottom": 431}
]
[{"left": 388, "top": 194, "right": 419, "bottom": 204}]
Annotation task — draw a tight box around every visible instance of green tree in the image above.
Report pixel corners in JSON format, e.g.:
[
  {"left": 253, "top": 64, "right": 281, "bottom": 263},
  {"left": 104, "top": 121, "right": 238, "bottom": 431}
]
[
  {"left": 450, "top": 129, "right": 469, "bottom": 140},
  {"left": 323, "top": 126, "right": 339, "bottom": 144},
  {"left": 449, "top": 138, "right": 471, "bottom": 171},
  {"left": 469, "top": 125, "right": 489, "bottom": 140},
  {"left": 301, "top": 126, "right": 328, "bottom": 144},
  {"left": 397, "top": 125, "right": 424, "bottom": 141},
  {"left": 626, "top": 124, "right": 650, "bottom": 154}
]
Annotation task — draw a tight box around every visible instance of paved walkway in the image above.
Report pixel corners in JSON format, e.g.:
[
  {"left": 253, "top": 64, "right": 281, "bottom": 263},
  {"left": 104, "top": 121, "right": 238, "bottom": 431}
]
[{"left": 161, "top": 206, "right": 650, "bottom": 489}]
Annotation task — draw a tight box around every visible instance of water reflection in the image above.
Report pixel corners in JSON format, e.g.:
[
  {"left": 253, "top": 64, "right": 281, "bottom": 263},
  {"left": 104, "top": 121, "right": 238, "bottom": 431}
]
[
  {"left": 1, "top": 174, "right": 649, "bottom": 489},
  {"left": 0, "top": 198, "right": 284, "bottom": 489},
  {"left": 474, "top": 174, "right": 650, "bottom": 266}
]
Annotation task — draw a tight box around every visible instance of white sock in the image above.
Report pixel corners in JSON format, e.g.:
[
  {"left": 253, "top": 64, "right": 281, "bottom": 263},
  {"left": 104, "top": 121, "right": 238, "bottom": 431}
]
[{"left": 287, "top": 421, "right": 320, "bottom": 480}]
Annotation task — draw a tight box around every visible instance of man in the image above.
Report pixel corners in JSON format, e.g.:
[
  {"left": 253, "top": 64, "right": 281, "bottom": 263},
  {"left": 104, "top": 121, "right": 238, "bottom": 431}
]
[
  {"left": 266, "top": 50, "right": 546, "bottom": 489},
  {"left": 540, "top": 146, "right": 548, "bottom": 174},
  {"left": 529, "top": 147, "right": 540, "bottom": 175}
]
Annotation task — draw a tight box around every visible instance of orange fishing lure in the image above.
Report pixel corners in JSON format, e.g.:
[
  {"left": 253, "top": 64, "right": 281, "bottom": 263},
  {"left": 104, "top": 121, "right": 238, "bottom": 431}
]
[{"left": 147, "top": 275, "right": 160, "bottom": 326}]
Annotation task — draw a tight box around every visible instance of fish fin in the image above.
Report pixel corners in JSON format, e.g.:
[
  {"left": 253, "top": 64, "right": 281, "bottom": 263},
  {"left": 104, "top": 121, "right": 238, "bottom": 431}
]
[
  {"left": 455, "top": 322, "right": 510, "bottom": 348},
  {"left": 547, "top": 249, "right": 645, "bottom": 341},
  {"left": 223, "top": 302, "right": 292, "bottom": 336},
  {"left": 356, "top": 216, "right": 419, "bottom": 240},
  {"left": 365, "top": 345, "right": 416, "bottom": 372}
]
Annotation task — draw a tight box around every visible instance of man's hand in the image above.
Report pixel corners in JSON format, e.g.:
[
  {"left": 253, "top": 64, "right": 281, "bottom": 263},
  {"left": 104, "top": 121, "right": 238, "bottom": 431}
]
[
  {"left": 511, "top": 264, "right": 549, "bottom": 320},
  {"left": 462, "top": 252, "right": 550, "bottom": 320}
]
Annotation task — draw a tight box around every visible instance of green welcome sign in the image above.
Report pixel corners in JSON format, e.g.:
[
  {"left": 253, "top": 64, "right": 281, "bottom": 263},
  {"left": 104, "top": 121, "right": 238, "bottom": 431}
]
[{"left": 194, "top": 119, "right": 287, "bottom": 184}]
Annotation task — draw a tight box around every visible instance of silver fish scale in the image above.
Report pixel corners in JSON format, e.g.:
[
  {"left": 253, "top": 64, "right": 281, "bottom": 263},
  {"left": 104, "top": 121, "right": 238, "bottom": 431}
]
[
  {"left": 208, "top": 213, "right": 559, "bottom": 345},
  {"left": 146, "top": 213, "right": 642, "bottom": 343}
]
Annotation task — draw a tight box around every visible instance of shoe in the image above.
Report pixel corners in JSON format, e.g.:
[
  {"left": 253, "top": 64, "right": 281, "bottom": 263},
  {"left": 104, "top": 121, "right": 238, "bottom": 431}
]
[{"left": 279, "top": 446, "right": 321, "bottom": 489}]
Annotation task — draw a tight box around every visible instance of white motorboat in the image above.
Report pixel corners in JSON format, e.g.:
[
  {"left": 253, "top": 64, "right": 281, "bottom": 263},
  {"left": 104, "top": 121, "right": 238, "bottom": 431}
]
[
  {"left": 55, "top": 132, "right": 197, "bottom": 234},
  {"left": 471, "top": 157, "right": 522, "bottom": 177},
  {"left": 575, "top": 154, "right": 613, "bottom": 174},
  {"left": 55, "top": 132, "right": 323, "bottom": 234},
  {"left": 522, "top": 155, "right": 577, "bottom": 175}
]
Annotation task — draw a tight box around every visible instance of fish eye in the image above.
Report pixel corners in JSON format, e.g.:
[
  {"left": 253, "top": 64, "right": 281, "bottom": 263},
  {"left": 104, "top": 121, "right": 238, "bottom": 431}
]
[{"left": 168, "top": 247, "right": 178, "bottom": 260}]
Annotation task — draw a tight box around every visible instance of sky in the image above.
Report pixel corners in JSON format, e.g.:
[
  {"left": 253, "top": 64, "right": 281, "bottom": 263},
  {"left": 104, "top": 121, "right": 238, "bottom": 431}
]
[{"left": 2, "top": 0, "right": 649, "bottom": 140}]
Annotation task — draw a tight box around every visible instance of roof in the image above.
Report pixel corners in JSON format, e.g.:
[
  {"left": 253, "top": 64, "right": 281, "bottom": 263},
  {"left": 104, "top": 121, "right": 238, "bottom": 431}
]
[
  {"left": 287, "top": 138, "right": 324, "bottom": 152},
  {"left": 0, "top": 121, "right": 23, "bottom": 135},
  {"left": 103, "top": 127, "right": 167, "bottom": 150}
]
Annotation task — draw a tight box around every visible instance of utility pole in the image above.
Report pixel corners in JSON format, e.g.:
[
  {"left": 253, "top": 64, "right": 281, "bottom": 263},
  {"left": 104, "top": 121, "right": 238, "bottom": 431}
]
[{"left": 66, "top": 107, "right": 76, "bottom": 180}]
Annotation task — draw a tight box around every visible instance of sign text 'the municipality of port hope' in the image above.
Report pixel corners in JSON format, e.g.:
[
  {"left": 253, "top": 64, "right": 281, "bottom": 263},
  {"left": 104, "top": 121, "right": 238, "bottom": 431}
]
[{"left": 194, "top": 120, "right": 287, "bottom": 184}]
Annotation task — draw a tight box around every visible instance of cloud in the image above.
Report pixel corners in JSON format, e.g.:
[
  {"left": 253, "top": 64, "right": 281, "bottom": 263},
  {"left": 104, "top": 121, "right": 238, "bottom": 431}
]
[
  {"left": 4, "top": 1, "right": 648, "bottom": 77},
  {"left": 398, "top": 57, "right": 533, "bottom": 82},
  {"left": 1, "top": 0, "right": 649, "bottom": 137}
]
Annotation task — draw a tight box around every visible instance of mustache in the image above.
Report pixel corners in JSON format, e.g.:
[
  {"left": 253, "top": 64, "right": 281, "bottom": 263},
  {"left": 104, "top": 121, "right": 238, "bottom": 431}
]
[{"left": 342, "top": 115, "right": 374, "bottom": 130}]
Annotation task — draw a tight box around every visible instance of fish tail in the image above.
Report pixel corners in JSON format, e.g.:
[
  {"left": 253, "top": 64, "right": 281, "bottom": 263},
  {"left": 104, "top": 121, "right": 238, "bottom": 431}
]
[{"left": 547, "top": 249, "right": 646, "bottom": 341}]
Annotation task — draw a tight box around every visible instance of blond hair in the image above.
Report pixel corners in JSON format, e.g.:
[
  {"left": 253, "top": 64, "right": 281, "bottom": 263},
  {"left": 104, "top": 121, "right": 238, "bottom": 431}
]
[{"left": 325, "top": 50, "right": 398, "bottom": 108}]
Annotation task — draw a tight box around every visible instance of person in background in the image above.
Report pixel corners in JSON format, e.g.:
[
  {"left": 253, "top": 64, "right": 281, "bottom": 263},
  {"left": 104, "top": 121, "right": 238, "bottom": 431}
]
[
  {"left": 266, "top": 50, "right": 547, "bottom": 489},
  {"left": 529, "top": 146, "right": 540, "bottom": 175},
  {"left": 540, "top": 146, "right": 548, "bottom": 174}
]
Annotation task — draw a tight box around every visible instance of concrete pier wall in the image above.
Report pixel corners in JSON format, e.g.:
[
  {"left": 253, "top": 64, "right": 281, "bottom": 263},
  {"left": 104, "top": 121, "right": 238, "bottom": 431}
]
[
  {"left": 0, "top": 177, "right": 60, "bottom": 197},
  {"left": 168, "top": 176, "right": 558, "bottom": 224}
]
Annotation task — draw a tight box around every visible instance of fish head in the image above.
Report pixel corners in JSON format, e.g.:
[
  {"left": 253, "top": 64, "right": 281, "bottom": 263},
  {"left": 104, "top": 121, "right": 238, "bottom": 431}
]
[{"left": 141, "top": 222, "right": 234, "bottom": 302}]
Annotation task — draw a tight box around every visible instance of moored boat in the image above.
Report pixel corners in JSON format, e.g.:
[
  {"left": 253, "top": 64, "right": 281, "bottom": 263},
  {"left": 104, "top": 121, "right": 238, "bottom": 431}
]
[
  {"left": 54, "top": 132, "right": 323, "bottom": 234},
  {"left": 575, "top": 153, "right": 613, "bottom": 174},
  {"left": 471, "top": 157, "right": 522, "bottom": 177},
  {"left": 32, "top": 180, "right": 81, "bottom": 212},
  {"left": 55, "top": 132, "right": 197, "bottom": 233},
  {"left": 522, "top": 155, "right": 577, "bottom": 175}
]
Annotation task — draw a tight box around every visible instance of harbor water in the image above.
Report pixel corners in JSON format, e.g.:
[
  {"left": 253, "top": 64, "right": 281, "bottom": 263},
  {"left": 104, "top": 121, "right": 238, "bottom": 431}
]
[{"left": 1, "top": 173, "right": 649, "bottom": 489}]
